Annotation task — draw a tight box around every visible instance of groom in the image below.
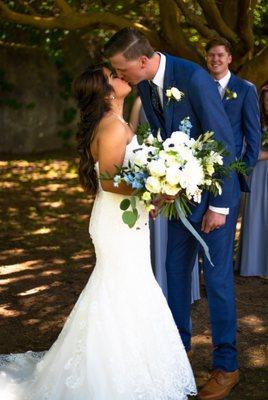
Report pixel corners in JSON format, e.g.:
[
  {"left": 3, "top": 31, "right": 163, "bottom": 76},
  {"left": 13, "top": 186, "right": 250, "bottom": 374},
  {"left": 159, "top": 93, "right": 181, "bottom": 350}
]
[{"left": 104, "top": 28, "right": 240, "bottom": 400}]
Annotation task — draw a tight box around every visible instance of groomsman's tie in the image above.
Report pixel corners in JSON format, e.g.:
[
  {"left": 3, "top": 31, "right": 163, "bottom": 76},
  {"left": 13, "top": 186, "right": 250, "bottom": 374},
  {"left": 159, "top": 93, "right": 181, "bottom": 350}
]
[
  {"left": 149, "top": 81, "right": 163, "bottom": 117},
  {"left": 215, "top": 80, "right": 224, "bottom": 99}
]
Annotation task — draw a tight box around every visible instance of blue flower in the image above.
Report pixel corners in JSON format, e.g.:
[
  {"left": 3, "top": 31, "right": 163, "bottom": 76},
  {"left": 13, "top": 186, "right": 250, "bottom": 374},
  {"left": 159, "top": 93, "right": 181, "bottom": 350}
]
[
  {"left": 179, "top": 117, "right": 192, "bottom": 137},
  {"left": 123, "top": 174, "right": 134, "bottom": 185},
  {"left": 132, "top": 179, "right": 144, "bottom": 190},
  {"left": 113, "top": 175, "right": 121, "bottom": 187}
]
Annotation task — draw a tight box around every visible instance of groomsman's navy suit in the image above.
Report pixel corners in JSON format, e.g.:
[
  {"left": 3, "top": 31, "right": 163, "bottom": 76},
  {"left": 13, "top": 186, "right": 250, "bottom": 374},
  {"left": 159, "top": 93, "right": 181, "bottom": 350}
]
[
  {"left": 219, "top": 73, "right": 261, "bottom": 188},
  {"left": 138, "top": 53, "right": 259, "bottom": 372}
]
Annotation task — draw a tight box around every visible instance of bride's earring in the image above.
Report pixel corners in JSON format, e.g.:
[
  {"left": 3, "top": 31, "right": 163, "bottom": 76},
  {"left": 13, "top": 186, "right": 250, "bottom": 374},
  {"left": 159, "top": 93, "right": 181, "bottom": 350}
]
[{"left": 111, "top": 95, "right": 116, "bottom": 100}]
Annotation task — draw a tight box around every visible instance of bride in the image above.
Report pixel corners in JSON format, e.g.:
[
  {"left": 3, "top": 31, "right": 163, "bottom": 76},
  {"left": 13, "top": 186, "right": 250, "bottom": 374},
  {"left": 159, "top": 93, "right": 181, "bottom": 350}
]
[{"left": 0, "top": 66, "right": 197, "bottom": 399}]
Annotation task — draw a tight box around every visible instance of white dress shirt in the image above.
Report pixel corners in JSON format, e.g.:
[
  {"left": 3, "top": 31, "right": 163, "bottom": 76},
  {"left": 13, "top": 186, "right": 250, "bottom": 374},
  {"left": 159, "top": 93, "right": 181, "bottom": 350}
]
[
  {"left": 151, "top": 52, "right": 166, "bottom": 106},
  {"left": 151, "top": 54, "right": 229, "bottom": 215},
  {"left": 215, "top": 70, "right": 231, "bottom": 99},
  {"left": 210, "top": 70, "right": 232, "bottom": 215}
]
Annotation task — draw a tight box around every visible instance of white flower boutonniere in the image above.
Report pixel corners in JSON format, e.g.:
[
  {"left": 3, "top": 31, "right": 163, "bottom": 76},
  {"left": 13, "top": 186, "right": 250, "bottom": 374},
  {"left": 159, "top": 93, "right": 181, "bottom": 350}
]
[
  {"left": 225, "top": 88, "right": 237, "bottom": 100},
  {"left": 166, "top": 87, "right": 184, "bottom": 103}
]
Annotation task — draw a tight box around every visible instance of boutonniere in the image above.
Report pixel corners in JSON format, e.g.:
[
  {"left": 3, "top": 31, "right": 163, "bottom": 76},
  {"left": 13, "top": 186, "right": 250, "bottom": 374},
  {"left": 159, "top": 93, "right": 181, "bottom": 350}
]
[
  {"left": 224, "top": 88, "right": 237, "bottom": 100},
  {"left": 165, "top": 87, "right": 184, "bottom": 103}
]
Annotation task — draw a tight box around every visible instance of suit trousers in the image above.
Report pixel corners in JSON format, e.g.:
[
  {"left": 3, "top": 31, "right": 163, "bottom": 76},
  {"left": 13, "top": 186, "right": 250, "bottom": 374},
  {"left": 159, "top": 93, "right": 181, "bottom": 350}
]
[{"left": 166, "top": 205, "right": 240, "bottom": 372}]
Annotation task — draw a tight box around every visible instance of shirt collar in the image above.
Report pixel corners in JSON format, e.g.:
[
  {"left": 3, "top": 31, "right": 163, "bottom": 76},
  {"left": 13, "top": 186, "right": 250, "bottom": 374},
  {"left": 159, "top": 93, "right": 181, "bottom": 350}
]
[
  {"left": 217, "top": 70, "right": 231, "bottom": 89},
  {"left": 151, "top": 52, "right": 166, "bottom": 89}
]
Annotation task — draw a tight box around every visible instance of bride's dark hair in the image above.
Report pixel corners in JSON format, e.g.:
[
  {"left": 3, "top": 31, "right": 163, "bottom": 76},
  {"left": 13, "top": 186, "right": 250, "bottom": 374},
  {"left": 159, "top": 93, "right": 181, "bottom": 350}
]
[{"left": 73, "top": 66, "right": 113, "bottom": 194}]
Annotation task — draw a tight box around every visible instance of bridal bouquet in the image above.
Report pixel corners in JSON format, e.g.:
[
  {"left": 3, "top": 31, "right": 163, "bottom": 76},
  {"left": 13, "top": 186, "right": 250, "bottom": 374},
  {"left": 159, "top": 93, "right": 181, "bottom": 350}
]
[
  {"left": 102, "top": 118, "right": 245, "bottom": 226},
  {"left": 101, "top": 118, "right": 246, "bottom": 263}
]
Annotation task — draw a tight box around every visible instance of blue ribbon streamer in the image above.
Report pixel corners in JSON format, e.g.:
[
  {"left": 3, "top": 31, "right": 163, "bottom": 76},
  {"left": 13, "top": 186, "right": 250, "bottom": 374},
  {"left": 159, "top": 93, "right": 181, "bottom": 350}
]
[{"left": 175, "top": 200, "right": 214, "bottom": 266}]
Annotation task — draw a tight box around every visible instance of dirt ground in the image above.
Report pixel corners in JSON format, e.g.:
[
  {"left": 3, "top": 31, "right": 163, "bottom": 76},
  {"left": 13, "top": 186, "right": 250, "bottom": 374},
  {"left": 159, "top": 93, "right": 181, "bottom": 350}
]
[{"left": 0, "top": 151, "right": 267, "bottom": 399}]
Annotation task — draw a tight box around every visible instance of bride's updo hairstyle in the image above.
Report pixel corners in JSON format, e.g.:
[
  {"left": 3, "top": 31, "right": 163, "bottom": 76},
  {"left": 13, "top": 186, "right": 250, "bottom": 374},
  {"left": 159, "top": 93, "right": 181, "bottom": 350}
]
[{"left": 73, "top": 66, "right": 113, "bottom": 195}]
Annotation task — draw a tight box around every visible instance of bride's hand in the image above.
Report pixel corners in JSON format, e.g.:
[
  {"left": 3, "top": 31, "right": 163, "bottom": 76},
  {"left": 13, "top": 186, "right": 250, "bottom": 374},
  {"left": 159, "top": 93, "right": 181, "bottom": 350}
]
[
  {"left": 160, "top": 194, "right": 176, "bottom": 203},
  {"left": 150, "top": 207, "right": 159, "bottom": 220}
]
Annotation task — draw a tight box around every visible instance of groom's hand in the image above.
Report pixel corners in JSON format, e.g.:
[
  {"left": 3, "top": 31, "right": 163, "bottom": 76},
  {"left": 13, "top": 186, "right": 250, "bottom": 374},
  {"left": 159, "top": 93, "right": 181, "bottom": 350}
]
[{"left": 201, "top": 209, "right": 226, "bottom": 233}]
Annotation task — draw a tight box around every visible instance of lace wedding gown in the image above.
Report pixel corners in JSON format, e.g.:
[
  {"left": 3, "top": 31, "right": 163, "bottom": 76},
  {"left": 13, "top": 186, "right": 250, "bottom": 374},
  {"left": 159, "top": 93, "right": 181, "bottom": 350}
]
[{"left": 0, "top": 136, "right": 197, "bottom": 399}]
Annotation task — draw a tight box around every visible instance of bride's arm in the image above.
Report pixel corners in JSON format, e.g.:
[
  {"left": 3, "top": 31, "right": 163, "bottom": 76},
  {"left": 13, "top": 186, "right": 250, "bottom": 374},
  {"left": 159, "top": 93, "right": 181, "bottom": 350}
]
[
  {"left": 97, "top": 120, "right": 134, "bottom": 195},
  {"left": 259, "top": 150, "right": 268, "bottom": 160}
]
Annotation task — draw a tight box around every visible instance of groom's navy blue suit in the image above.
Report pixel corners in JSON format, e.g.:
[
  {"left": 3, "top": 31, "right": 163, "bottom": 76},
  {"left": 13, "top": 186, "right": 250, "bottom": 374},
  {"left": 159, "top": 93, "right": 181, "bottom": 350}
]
[{"left": 138, "top": 54, "right": 242, "bottom": 372}]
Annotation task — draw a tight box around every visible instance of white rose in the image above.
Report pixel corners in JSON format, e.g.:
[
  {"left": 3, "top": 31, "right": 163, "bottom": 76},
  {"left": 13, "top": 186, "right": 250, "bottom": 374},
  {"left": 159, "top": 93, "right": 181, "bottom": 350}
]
[
  {"left": 170, "top": 87, "right": 183, "bottom": 101},
  {"left": 148, "top": 159, "right": 166, "bottom": 177},
  {"left": 132, "top": 146, "right": 155, "bottom": 168},
  {"left": 162, "top": 183, "right": 180, "bottom": 196},
  {"left": 165, "top": 166, "right": 180, "bottom": 185},
  {"left": 170, "top": 131, "right": 190, "bottom": 145},
  {"left": 181, "top": 158, "right": 205, "bottom": 188},
  {"left": 159, "top": 150, "right": 178, "bottom": 165},
  {"left": 166, "top": 89, "right": 172, "bottom": 98},
  {"left": 132, "top": 149, "right": 148, "bottom": 167},
  {"left": 145, "top": 176, "right": 162, "bottom": 193},
  {"left": 175, "top": 145, "right": 194, "bottom": 163}
]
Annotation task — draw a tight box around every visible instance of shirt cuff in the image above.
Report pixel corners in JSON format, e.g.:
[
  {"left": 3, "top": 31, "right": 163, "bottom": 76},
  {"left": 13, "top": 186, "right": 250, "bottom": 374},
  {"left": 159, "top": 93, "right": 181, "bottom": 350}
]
[{"left": 209, "top": 205, "right": 229, "bottom": 215}]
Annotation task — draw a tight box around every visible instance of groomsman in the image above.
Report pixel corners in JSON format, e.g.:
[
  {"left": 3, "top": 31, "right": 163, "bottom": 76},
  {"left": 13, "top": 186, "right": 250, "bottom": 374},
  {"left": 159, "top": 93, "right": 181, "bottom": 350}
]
[
  {"left": 206, "top": 38, "right": 261, "bottom": 181},
  {"left": 199, "top": 38, "right": 261, "bottom": 398}
]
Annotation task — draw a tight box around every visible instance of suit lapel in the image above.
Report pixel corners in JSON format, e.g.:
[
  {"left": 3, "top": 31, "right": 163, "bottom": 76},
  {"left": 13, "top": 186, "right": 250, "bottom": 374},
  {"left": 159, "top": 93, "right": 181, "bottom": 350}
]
[{"left": 223, "top": 73, "right": 237, "bottom": 104}]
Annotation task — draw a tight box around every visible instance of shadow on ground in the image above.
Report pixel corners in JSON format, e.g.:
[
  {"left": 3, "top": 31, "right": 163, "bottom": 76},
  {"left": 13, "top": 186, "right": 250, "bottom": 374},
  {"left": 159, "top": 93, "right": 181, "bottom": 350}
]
[{"left": 0, "top": 151, "right": 267, "bottom": 399}]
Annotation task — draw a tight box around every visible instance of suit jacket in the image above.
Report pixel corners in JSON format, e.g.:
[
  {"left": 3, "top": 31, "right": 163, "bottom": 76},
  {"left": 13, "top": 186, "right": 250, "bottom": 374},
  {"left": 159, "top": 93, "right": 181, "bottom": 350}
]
[
  {"left": 221, "top": 73, "right": 261, "bottom": 191},
  {"left": 137, "top": 53, "right": 240, "bottom": 222}
]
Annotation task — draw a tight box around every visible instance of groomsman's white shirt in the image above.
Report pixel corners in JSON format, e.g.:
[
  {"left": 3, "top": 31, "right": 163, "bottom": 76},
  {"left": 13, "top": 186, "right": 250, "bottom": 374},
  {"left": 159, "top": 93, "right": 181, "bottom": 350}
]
[
  {"left": 151, "top": 52, "right": 229, "bottom": 215},
  {"left": 215, "top": 70, "right": 231, "bottom": 99}
]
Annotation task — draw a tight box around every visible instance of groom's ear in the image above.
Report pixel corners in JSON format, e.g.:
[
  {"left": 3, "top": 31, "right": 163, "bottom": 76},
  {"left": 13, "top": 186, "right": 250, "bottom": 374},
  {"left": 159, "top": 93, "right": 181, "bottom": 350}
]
[{"left": 139, "top": 55, "right": 149, "bottom": 69}]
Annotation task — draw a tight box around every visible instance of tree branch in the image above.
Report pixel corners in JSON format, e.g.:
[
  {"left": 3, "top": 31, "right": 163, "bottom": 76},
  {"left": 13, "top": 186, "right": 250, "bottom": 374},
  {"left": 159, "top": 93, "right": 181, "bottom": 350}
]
[
  {"left": 111, "top": 0, "right": 148, "bottom": 15},
  {"left": 54, "top": 0, "right": 73, "bottom": 15},
  {"left": 197, "top": 0, "right": 238, "bottom": 43},
  {"left": 0, "top": 1, "right": 162, "bottom": 49},
  {"left": 238, "top": 45, "right": 268, "bottom": 89},
  {"left": 158, "top": 0, "right": 202, "bottom": 63},
  {"left": 0, "top": 39, "right": 44, "bottom": 52},
  {"left": 237, "top": 0, "right": 255, "bottom": 54},
  {"left": 17, "top": 0, "right": 36, "bottom": 14},
  {"left": 220, "top": 0, "right": 239, "bottom": 31},
  {"left": 173, "top": 0, "right": 219, "bottom": 39}
]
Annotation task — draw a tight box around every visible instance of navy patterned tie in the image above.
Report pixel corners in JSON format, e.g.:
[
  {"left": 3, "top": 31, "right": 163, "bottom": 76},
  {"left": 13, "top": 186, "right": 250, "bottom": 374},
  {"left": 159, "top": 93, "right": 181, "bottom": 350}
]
[
  {"left": 215, "top": 80, "right": 224, "bottom": 99},
  {"left": 149, "top": 81, "right": 163, "bottom": 117}
]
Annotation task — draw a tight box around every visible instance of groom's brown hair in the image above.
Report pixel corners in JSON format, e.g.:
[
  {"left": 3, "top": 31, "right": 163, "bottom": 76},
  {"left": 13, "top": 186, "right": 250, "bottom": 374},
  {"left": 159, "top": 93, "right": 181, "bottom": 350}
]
[{"left": 104, "top": 28, "right": 154, "bottom": 60}]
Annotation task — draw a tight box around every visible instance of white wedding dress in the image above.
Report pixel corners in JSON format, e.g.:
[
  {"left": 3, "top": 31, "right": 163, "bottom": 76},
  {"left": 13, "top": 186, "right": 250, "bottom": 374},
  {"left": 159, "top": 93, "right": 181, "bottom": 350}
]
[{"left": 0, "top": 135, "right": 197, "bottom": 399}]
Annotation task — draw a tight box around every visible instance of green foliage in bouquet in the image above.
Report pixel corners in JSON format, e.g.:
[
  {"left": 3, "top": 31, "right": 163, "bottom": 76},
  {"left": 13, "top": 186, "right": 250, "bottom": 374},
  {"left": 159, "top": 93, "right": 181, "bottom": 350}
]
[{"left": 136, "top": 123, "right": 151, "bottom": 145}]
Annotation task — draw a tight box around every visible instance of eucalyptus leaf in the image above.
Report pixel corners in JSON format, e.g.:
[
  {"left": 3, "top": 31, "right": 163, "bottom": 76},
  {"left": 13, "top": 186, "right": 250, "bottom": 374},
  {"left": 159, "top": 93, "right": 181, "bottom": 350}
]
[
  {"left": 120, "top": 199, "right": 131, "bottom": 210},
  {"left": 122, "top": 210, "right": 138, "bottom": 228},
  {"left": 133, "top": 207, "right": 138, "bottom": 216},
  {"left": 130, "top": 196, "right": 136, "bottom": 209}
]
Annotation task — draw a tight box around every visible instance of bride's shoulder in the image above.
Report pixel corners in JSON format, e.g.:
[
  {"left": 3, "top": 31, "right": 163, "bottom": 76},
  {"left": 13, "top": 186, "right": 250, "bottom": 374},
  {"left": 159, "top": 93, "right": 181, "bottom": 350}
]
[{"left": 96, "top": 116, "right": 129, "bottom": 145}]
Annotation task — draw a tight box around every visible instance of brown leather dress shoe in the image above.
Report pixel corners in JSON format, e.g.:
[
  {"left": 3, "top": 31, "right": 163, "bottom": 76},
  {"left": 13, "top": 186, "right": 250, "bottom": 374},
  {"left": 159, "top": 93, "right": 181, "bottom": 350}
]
[{"left": 198, "top": 369, "right": 239, "bottom": 400}]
